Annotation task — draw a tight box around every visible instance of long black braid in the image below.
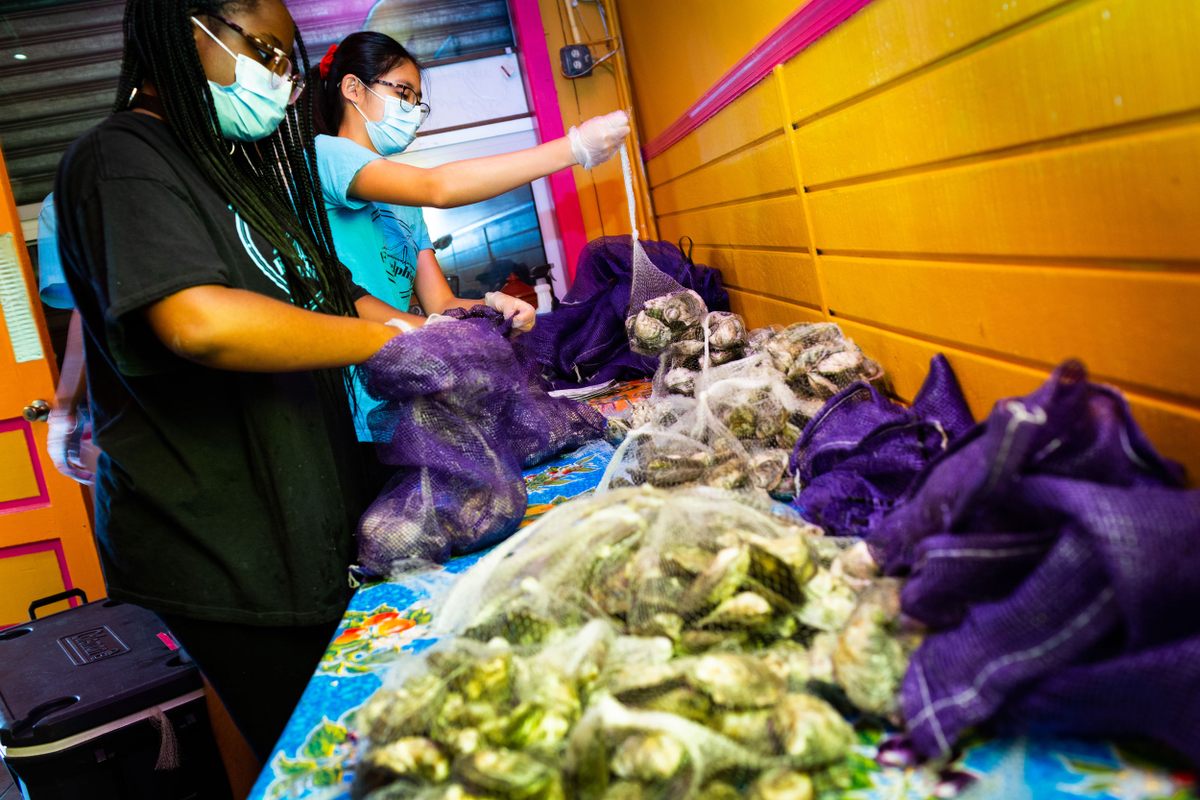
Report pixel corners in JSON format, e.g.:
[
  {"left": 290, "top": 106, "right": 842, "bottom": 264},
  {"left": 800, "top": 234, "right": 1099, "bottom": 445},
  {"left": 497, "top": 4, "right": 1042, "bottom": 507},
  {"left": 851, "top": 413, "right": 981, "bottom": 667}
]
[{"left": 114, "top": 0, "right": 356, "bottom": 322}]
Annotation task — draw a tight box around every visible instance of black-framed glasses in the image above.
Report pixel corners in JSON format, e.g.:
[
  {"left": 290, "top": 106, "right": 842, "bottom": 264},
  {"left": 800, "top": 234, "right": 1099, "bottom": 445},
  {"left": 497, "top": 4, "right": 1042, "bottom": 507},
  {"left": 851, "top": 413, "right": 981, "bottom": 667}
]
[
  {"left": 201, "top": 14, "right": 306, "bottom": 105},
  {"left": 372, "top": 78, "right": 431, "bottom": 120}
]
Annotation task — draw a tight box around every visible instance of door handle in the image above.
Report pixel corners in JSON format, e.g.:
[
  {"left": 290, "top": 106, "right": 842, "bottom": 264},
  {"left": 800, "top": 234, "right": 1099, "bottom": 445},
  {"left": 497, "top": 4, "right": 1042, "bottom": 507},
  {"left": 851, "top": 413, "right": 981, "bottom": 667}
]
[{"left": 22, "top": 399, "right": 51, "bottom": 422}]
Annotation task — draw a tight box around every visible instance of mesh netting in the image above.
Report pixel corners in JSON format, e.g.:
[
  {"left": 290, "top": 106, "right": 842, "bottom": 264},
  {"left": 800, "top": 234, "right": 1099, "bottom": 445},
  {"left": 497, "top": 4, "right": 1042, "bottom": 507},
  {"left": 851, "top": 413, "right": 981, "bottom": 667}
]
[
  {"left": 603, "top": 322, "right": 886, "bottom": 500},
  {"left": 865, "top": 360, "right": 1200, "bottom": 767},
  {"left": 511, "top": 236, "right": 729, "bottom": 390},
  {"left": 355, "top": 309, "right": 605, "bottom": 573},
  {"left": 352, "top": 487, "right": 919, "bottom": 799},
  {"left": 790, "top": 355, "right": 975, "bottom": 536}
]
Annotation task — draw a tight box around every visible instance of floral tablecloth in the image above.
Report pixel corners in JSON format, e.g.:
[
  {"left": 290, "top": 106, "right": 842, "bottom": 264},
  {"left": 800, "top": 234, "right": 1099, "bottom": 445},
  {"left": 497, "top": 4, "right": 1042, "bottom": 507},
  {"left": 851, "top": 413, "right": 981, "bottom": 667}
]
[{"left": 249, "top": 383, "right": 1196, "bottom": 800}]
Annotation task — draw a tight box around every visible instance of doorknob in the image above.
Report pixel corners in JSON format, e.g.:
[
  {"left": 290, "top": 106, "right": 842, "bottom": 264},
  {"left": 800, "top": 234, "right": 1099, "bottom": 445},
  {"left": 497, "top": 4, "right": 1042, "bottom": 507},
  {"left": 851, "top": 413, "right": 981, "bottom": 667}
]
[{"left": 22, "top": 399, "right": 51, "bottom": 422}]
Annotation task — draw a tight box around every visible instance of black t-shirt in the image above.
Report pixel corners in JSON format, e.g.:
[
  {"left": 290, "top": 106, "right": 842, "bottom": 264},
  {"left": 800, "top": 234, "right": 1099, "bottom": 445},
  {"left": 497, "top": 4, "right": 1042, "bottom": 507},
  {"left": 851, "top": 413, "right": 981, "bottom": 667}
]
[{"left": 55, "top": 111, "right": 370, "bottom": 625}]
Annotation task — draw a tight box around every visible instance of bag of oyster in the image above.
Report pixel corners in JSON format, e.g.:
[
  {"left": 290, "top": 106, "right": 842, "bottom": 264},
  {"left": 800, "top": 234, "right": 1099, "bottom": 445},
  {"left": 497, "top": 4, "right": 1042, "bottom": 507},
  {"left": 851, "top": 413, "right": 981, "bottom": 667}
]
[
  {"left": 349, "top": 487, "right": 918, "bottom": 799},
  {"left": 601, "top": 351, "right": 800, "bottom": 499}
]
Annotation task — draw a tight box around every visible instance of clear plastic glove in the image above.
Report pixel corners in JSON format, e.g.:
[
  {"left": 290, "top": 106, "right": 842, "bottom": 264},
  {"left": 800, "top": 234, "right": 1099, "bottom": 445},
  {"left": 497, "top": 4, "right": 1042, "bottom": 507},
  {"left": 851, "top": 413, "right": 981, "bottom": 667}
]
[
  {"left": 422, "top": 313, "right": 456, "bottom": 326},
  {"left": 47, "top": 407, "right": 98, "bottom": 485},
  {"left": 568, "top": 110, "right": 631, "bottom": 169},
  {"left": 484, "top": 292, "right": 536, "bottom": 332}
]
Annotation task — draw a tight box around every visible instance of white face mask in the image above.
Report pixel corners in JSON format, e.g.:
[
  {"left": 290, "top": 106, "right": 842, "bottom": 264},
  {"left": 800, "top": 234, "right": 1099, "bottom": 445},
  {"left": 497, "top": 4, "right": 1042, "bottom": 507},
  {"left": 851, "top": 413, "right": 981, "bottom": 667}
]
[
  {"left": 192, "top": 16, "right": 292, "bottom": 142},
  {"left": 351, "top": 80, "right": 424, "bottom": 156}
]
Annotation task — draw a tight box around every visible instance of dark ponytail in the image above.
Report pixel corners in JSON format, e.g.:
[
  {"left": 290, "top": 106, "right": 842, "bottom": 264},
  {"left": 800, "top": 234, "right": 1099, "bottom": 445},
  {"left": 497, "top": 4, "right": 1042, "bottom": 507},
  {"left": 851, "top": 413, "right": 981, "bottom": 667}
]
[{"left": 311, "top": 31, "right": 422, "bottom": 136}]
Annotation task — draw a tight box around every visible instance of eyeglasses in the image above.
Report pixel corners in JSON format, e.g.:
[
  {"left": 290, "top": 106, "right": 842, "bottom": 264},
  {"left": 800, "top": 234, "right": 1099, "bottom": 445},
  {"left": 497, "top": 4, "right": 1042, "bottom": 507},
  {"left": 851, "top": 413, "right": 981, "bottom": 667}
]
[
  {"left": 372, "top": 78, "right": 431, "bottom": 121},
  {"left": 201, "top": 14, "right": 306, "bottom": 105}
]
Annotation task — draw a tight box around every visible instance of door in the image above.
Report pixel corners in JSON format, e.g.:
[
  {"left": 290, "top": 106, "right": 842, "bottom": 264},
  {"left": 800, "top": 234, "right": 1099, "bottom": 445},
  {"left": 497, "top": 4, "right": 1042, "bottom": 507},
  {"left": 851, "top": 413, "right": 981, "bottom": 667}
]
[{"left": 0, "top": 146, "right": 104, "bottom": 628}]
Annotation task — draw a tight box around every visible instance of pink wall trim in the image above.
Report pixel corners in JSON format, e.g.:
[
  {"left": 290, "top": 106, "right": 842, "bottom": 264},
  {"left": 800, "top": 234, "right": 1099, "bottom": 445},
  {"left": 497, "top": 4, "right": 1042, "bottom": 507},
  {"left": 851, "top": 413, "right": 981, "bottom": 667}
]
[
  {"left": 0, "top": 417, "right": 51, "bottom": 514},
  {"left": 509, "top": 0, "right": 588, "bottom": 279},
  {"left": 642, "top": 0, "right": 874, "bottom": 161},
  {"left": 0, "top": 538, "right": 77, "bottom": 628}
]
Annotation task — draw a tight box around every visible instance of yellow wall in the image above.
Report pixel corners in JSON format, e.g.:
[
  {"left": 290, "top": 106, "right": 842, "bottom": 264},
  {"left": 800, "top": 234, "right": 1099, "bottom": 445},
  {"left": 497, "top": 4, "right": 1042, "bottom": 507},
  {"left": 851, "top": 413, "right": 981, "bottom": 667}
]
[{"left": 617, "top": 0, "right": 1200, "bottom": 479}]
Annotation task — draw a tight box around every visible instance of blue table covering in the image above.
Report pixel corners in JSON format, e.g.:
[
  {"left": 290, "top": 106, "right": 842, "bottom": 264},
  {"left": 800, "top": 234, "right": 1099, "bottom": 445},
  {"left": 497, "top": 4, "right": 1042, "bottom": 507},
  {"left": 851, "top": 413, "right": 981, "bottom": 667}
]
[{"left": 250, "top": 384, "right": 1196, "bottom": 800}]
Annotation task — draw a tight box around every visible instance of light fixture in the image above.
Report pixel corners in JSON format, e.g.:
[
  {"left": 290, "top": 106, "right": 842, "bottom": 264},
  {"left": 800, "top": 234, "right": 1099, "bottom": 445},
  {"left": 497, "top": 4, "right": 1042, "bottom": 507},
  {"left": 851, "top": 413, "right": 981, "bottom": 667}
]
[{"left": 13, "top": 53, "right": 28, "bottom": 60}]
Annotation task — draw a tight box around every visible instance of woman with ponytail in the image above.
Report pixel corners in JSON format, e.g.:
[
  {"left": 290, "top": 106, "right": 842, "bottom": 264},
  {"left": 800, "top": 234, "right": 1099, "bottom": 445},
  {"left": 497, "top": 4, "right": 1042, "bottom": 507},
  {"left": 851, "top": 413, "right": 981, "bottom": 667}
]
[
  {"left": 53, "top": 0, "right": 418, "bottom": 763},
  {"left": 310, "top": 32, "right": 630, "bottom": 441}
]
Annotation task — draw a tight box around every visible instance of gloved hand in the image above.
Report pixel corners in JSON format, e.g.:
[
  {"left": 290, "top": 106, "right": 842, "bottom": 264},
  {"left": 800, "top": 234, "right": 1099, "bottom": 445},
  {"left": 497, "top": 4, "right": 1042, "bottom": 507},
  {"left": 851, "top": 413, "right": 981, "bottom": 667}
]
[
  {"left": 47, "top": 407, "right": 97, "bottom": 485},
  {"left": 568, "top": 110, "right": 631, "bottom": 169},
  {"left": 484, "top": 292, "right": 536, "bottom": 332},
  {"left": 422, "top": 313, "right": 456, "bottom": 326},
  {"left": 384, "top": 317, "right": 415, "bottom": 332}
]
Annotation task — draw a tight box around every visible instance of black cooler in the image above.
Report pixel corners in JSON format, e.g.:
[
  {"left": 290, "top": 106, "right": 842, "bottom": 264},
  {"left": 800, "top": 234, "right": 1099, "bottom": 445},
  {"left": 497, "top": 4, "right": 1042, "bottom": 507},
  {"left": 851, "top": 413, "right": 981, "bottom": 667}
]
[{"left": 0, "top": 591, "right": 230, "bottom": 799}]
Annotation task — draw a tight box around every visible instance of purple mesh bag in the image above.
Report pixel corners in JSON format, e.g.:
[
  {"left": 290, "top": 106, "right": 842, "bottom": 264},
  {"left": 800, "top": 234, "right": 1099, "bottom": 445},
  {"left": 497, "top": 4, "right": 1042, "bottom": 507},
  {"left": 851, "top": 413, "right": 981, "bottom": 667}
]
[
  {"left": 869, "top": 361, "right": 1200, "bottom": 766},
  {"left": 790, "top": 355, "right": 974, "bottom": 536},
  {"left": 355, "top": 308, "right": 606, "bottom": 573},
  {"left": 512, "top": 236, "right": 729, "bottom": 389}
]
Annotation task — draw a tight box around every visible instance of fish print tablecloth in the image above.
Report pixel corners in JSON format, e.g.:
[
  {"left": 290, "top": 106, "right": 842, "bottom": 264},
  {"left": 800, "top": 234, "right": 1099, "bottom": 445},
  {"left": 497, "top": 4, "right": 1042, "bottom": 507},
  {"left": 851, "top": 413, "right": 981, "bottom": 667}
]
[{"left": 250, "top": 383, "right": 1195, "bottom": 800}]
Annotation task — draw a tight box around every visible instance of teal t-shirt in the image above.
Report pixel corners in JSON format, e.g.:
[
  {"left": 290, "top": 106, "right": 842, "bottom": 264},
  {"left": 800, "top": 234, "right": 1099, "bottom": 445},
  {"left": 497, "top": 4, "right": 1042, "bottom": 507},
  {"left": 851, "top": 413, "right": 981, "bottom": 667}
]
[{"left": 315, "top": 134, "right": 434, "bottom": 441}]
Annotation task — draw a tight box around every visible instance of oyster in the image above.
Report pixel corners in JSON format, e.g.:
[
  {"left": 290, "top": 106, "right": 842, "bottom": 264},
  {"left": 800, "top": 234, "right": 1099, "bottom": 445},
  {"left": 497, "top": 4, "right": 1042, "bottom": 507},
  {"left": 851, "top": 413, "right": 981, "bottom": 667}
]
[
  {"left": 454, "top": 748, "right": 561, "bottom": 799},
  {"left": 627, "top": 313, "right": 673, "bottom": 354},
  {"left": 641, "top": 450, "right": 711, "bottom": 488},
  {"left": 662, "top": 546, "right": 715, "bottom": 578},
  {"left": 807, "top": 633, "right": 837, "bottom": 685},
  {"left": 600, "top": 782, "right": 647, "bottom": 800},
  {"left": 748, "top": 768, "right": 814, "bottom": 800},
  {"left": 587, "top": 537, "right": 643, "bottom": 618},
  {"left": 795, "top": 570, "right": 860, "bottom": 633},
  {"left": 610, "top": 732, "right": 689, "bottom": 783},
  {"left": 605, "top": 417, "right": 633, "bottom": 445},
  {"left": 759, "top": 641, "right": 814, "bottom": 692},
  {"left": 664, "top": 367, "right": 697, "bottom": 396},
  {"left": 680, "top": 546, "right": 751, "bottom": 615},
  {"left": 482, "top": 701, "right": 575, "bottom": 755},
  {"left": 686, "top": 653, "right": 784, "bottom": 709},
  {"left": 832, "top": 582, "right": 913, "bottom": 717},
  {"left": 452, "top": 651, "right": 514, "bottom": 704},
  {"left": 353, "top": 737, "right": 449, "bottom": 797},
  {"left": 704, "top": 312, "right": 748, "bottom": 351},
  {"left": 701, "top": 458, "right": 752, "bottom": 491},
  {"left": 714, "top": 709, "right": 773, "bottom": 751},
  {"left": 745, "top": 534, "right": 817, "bottom": 603},
  {"left": 748, "top": 450, "right": 790, "bottom": 493},
  {"left": 665, "top": 340, "right": 706, "bottom": 371},
  {"left": 360, "top": 673, "right": 443, "bottom": 742},
  {"left": 696, "top": 592, "right": 773, "bottom": 630},
  {"left": 607, "top": 662, "right": 685, "bottom": 701},
  {"left": 637, "top": 685, "right": 713, "bottom": 723},
  {"left": 715, "top": 388, "right": 788, "bottom": 440},
  {"left": 643, "top": 289, "right": 707, "bottom": 330},
  {"left": 706, "top": 347, "right": 743, "bottom": 367},
  {"left": 768, "top": 694, "right": 854, "bottom": 767},
  {"left": 696, "top": 781, "right": 743, "bottom": 800}
]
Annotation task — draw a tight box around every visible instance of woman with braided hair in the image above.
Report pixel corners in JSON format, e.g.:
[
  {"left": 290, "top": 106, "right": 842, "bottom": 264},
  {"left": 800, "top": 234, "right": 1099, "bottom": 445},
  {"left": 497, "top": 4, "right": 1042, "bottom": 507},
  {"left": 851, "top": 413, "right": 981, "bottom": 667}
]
[
  {"left": 310, "top": 32, "right": 630, "bottom": 441},
  {"left": 53, "top": 0, "right": 418, "bottom": 765}
]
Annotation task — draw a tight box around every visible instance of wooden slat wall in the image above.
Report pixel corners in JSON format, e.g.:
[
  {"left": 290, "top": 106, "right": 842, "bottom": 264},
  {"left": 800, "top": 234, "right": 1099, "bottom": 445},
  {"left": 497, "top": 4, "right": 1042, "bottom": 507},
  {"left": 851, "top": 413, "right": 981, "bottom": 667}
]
[{"left": 618, "top": 0, "right": 1200, "bottom": 479}]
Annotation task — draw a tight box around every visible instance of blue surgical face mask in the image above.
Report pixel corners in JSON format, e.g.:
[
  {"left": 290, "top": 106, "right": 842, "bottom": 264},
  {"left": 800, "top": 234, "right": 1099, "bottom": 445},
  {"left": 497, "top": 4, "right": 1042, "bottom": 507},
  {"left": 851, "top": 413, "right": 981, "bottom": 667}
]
[
  {"left": 192, "top": 17, "right": 291, "bottom": 142},
  {"left": 352, "top": 81, "right": 424, "bottom": 156}
]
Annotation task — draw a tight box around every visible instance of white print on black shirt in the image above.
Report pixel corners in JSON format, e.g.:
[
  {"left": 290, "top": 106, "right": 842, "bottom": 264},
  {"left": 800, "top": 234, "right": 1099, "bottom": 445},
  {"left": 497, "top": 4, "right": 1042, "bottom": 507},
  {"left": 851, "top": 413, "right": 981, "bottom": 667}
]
[{"left": 232, "top": 208, "right": 324, "bottom": 310}]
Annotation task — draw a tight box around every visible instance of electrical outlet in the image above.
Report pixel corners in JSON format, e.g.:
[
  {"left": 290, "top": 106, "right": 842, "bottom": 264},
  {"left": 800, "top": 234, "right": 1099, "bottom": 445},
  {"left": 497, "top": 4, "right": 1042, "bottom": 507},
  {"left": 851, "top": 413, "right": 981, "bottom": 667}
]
[{"left": 560, "top": 44, "right": 594, "bottom": 78}]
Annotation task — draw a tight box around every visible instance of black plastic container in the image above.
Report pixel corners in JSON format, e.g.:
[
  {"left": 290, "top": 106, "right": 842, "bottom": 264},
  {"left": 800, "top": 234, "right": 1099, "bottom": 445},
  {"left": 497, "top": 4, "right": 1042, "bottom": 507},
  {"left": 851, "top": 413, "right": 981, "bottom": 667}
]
[{"left": 0, "top": 592, "right": 229, "bottom": 799}]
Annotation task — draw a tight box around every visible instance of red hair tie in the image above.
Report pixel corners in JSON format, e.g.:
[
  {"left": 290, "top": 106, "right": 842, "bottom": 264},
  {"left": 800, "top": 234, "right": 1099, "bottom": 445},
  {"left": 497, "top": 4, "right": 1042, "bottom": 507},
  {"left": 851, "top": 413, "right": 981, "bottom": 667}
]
[{"left": 318, "top": 43, "right": 338, "bottom": 79}]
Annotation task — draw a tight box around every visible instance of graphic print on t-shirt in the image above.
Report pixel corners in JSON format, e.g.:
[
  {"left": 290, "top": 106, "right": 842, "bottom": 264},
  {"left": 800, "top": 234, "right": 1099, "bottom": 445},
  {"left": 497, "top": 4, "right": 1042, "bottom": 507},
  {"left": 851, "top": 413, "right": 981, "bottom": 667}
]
[
  {"left": 371, "top": 205, "right": 418, "bottom": 305},
  {"left": 233, "top": 208, "right": 324, "bottom": 309}
]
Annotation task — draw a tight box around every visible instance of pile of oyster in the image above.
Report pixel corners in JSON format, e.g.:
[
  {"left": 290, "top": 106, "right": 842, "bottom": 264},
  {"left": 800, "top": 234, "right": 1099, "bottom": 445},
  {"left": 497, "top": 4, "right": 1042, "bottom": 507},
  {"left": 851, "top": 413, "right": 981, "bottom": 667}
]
[
  {"left": 626, "top": 290, "right": 710, "bottom": 356},
  {"left": 762, "top": 323, "right": 884, "bottom": 409},
  {"left": 353, "top": 488, "right": 918, "bottom": 800},
  {"left": 607, "top": 320, "right": 886, "bottom": 499}
]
